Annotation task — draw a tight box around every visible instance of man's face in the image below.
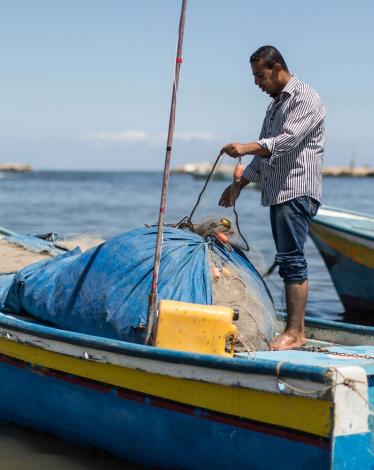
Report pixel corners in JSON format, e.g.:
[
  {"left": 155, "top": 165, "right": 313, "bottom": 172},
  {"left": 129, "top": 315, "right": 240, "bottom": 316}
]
[{"left": 251, "top": 59, "right": 280, "bottom": 97}]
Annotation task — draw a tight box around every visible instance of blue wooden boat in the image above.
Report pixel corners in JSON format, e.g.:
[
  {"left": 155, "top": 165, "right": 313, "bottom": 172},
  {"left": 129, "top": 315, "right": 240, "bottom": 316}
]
[
  {"left": 0, "top": 309, "right": 373, "bottom": 468},
  {"left": 0, "top": 228, "right": 373, "bottom": 468},
  {"left": 309, "top": 206, "right": 374, "bottom": 314}
]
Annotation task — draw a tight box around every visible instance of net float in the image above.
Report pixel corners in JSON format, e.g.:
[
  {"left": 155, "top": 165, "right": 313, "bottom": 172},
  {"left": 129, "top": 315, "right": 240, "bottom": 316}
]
[
  {"left": 215, "top": 231, "right": 229, "bottom": 244},
  {"left": 220, "top": 218, "right": 231, "bottom": 230},
  {"left": 211, "top": 266, "right": 221, "bottom": 279},
  {"left": 234, "top": 163, "right": 244, "bottom": 182}
]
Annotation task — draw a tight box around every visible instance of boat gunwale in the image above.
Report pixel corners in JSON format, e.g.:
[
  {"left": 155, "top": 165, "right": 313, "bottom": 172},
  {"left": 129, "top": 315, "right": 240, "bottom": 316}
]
[
  {"left": 311, "top": 205, "right": 374, "bottom": 242},
  {"left": 276, "top": 312, "right": 374, "bottom": 336},
  {"left": 1, "top": 311, "right": 372, "bottom": 384}
]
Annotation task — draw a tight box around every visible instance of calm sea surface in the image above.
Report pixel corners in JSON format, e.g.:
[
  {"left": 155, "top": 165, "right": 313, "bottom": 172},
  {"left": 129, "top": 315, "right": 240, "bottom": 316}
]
[{"left": 0, "top": 170, "right": 373, "bottom": 467}]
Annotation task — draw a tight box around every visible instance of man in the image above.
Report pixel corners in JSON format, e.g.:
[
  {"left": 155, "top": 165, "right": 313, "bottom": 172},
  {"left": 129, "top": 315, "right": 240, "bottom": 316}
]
[{"left": 219, "top": 45, "right": 325, "bottom": 350}]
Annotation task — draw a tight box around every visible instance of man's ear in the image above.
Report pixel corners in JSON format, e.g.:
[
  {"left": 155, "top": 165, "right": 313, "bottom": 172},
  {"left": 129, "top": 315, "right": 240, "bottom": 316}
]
[{"left": 272, "top": 63, "right": 282, "bottom": 77}]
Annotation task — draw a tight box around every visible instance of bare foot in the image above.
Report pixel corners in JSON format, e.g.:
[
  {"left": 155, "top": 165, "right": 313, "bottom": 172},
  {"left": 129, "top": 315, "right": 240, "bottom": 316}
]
[{"left": 270, "top": 330, "right": 306, "bottom": 351}]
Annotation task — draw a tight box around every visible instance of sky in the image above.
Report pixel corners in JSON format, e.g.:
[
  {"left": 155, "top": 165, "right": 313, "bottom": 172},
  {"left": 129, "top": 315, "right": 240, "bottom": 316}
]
[{"left": 0, "top": 0, "right": 373, "bottom": 170}]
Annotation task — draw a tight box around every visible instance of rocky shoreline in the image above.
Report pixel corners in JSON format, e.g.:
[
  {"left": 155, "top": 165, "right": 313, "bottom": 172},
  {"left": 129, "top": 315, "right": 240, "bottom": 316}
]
[
  {"left": 0, "top": 163, "right": 32, "bottom": 172},
  {"left": 322, "top": 165, "right": 374, "bottom": 177},
  {"left": 172, "top": 162, "right": 374, "bottom": 178}
]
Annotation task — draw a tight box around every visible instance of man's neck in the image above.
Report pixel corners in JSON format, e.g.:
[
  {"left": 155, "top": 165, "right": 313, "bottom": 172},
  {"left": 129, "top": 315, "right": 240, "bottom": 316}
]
[{"left": 272, "top": 72, "right": 293, "bottom": 98}]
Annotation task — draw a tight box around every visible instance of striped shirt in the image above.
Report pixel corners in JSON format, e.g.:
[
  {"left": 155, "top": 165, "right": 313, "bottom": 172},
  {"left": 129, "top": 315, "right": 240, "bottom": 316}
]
[{"left": 243, "top": 75, "right": 326, "bottom": 206}]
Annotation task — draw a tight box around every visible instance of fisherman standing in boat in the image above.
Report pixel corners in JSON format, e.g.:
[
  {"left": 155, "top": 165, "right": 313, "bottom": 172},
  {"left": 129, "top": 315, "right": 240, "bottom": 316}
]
[{"left": 219, "top": 45, "right": 325, "bottom": 351}]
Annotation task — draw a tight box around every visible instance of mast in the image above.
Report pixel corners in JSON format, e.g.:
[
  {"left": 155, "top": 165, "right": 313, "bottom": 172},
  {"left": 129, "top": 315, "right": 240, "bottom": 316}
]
[{"left": 145, "top": 0, "right": 188, "bottom": 344}]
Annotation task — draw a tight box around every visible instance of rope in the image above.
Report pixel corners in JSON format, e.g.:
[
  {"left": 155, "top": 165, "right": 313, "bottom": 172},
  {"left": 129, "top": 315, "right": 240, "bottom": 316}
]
[
  {"left": 275, "top": 349, "right": 374, "bottom": 416},
  {"left": 187, "top": 151, "right": 223, "bottom": 224},
  {"left": 185, "top": 152, "right": 250, "bottom": 251},
  {"left": 236, "top": 334, "right": 257, "bottom": 358},
  {"left": 333, "top": 368, "right": 374, "bottom": 416},
  {"left": 231, "top": 157, "right": 249, "bottom": 251},
  {"left": 275, "top": 362, "right": 369, "bottom": 400}
]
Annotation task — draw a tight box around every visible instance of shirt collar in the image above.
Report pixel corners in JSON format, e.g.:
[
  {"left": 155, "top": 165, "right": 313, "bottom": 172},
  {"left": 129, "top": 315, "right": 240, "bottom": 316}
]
[{"left": 280, "top": 75, "right": 298, "bottom": 96}]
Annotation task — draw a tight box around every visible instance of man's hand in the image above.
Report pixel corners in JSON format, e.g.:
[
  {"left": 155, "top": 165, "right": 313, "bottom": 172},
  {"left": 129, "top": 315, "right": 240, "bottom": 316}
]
[
  {"left": 218, "top": 182, "right": 243, "bottom": 208},
  {"left": 220, "top": 141, "right": 271, "bottom": 158},
  {"left": 220, "top": 143, "right": 249, "bottom": 158}
]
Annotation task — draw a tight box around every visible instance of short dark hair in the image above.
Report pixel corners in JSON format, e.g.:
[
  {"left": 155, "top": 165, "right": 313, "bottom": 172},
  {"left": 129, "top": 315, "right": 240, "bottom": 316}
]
[{"left": 250, "top": 46, "right": 289, "bottom": 72}]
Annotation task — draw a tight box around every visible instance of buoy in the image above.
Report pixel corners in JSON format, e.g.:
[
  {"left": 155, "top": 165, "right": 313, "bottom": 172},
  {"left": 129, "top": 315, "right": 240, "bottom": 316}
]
[
  {"left": 234, "top": 163, "right": 244, "bottom": 182},
  {"left": 211, "top": 266, "right": 221, "bottom": 279},
  {"left": 220, "top": 218, "right": 231, "bottom": 230},
  {"left": 215, "top": 231, "right": 229, "bottom": 244}
]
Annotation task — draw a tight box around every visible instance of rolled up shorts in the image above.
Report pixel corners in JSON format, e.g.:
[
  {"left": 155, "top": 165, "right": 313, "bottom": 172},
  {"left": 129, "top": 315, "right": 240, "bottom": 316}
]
[{"left": 270, "top": 196, "right": 320, "bottom": 284}]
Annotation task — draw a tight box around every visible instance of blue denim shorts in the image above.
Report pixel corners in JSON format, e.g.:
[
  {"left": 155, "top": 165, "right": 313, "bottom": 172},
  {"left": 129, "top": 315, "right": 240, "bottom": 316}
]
[{"left": 270, "top": 196, "right": 320, "bottom": 284}]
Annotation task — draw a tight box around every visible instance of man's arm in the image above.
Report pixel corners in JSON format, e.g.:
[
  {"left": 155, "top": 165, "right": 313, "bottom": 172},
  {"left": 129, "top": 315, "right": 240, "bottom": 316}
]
[
  {"left": 256, "top": 93, "right": 324, "bottom": 161},
  {"left": 221, "top": 142, "right": 270, "bottom": 158},
  {"left": 221, "top": 92, "right": 324, "bottom": 162}
]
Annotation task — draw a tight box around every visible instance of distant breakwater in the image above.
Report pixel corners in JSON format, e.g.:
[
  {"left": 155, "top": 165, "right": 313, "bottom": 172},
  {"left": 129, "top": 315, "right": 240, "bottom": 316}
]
[
  {"left": 0, "top": 163, "right": 32, "bottom": 173},
  {"left": 172, "top": 162, "right": 374, "bottom": 178},
  {"left": 322, "top": 165, "right": 374, "bottom": 177}
]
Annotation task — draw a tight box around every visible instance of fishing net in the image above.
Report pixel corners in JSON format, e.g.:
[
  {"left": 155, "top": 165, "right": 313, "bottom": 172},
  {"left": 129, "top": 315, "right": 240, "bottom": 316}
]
[
  {"left": 0, "top": 224, "right": 276, "bottom": 352},
  {"left": 189, "top": 218, "right": 278, "bottom": 352},
  {"left": 192, "top": 216, "right": 267, "bottom": 274},
  {"left": 210, "top": 251, "right": 276, "bottom": 353}
]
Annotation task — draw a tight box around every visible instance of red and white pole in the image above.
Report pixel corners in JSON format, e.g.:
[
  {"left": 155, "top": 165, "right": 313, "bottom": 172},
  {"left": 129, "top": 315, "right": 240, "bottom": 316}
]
[{"left": 145, "top": 0, "right": 188, "bottom": 344}]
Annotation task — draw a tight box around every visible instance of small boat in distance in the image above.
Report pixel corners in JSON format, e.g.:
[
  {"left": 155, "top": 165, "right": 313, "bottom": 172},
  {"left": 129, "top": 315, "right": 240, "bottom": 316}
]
[
  {"left": 309, "top": 206, "right": 374, "bottom": 315},
  {"left": 172, "top": 161, "right": 236, "bottom": 180},
  {"left": 171, "top": 162, "right": 261, "bottom": 188}
]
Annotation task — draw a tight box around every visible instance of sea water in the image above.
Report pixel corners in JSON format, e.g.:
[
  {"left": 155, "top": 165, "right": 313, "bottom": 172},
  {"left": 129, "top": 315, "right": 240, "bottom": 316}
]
[{"left": 0, "top": 170, "right": 372, "bottom": 467}]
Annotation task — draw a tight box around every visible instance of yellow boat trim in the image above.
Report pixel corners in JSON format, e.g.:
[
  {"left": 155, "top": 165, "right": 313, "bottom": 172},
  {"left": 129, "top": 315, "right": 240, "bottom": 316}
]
[
  {"left": 0, "top": 338, "right": 332, "bottom": 438},
  {"left": 311, "top": 224, "right": 374, "bottom": 269}
]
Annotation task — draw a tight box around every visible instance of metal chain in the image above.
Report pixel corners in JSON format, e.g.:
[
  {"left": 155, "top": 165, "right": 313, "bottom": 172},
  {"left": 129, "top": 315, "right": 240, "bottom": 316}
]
[{"left": 296, "top": 345, "right": 374, "bottom": 360}]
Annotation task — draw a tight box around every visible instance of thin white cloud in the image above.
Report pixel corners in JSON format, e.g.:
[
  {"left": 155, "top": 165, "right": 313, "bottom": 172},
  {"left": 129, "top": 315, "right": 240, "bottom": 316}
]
[
  {"left": 84, "top": 130, "right": 148, "bottom": 143},
  {"left": 174, "top": 131, "right": 216, "bottom": 141},
  {"left": 83, "top": 130, "right": 217, "bottom": 144}
]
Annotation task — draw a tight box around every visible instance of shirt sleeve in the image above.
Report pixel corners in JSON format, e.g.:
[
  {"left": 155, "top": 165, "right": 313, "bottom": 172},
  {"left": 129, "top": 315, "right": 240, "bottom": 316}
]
[
  {"left": 256, "top": 91, "right": 325, "bottom": 165},
  {"left": 243, "top": 155, "right": 261, "bottom": 182}
]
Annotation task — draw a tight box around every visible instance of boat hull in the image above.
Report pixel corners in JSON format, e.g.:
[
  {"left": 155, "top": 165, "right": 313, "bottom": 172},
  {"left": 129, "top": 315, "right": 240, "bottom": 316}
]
[
  {"left": 0, "top": 354, "right": 331, "bottom": 469},
  {"left": 310, "top": 207, "right": 374, "bottom": 314},
  {"left": 0, "top": 313, "right": 373, "bottom": 469}
]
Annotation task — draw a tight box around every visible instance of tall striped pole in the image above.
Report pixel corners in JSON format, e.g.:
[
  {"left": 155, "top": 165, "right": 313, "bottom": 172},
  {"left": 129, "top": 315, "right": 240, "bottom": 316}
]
[{"left": 145, "top": 0, "right": 188, "bottom": 344}]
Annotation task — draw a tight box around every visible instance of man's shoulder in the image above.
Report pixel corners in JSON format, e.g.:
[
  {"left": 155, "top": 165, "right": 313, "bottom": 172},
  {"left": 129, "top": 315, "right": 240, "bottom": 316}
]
[
  {"left": 293, "top": 78, "right": 322, "bottom": 102},
  {"left": 291, "top": 79, "right": 326, "bottom": 118}
]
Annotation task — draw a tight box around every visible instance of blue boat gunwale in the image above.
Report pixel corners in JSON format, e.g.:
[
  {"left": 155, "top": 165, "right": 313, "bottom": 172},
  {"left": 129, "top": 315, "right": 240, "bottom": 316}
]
[
  {"left": 311, "top": 205, "right": 374, "bottom": 242},
  {"left": 276, "top": 311, "right": 374, "bottom": 336},
  {"left": 1, "top": 310, "right": 372, "bottom": 385}
]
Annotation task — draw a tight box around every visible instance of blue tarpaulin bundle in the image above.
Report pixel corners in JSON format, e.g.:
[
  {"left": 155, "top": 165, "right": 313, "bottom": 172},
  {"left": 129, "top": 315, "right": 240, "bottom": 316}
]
[{"left": 0, "top": 227, "right": 273, "bottom": 343}]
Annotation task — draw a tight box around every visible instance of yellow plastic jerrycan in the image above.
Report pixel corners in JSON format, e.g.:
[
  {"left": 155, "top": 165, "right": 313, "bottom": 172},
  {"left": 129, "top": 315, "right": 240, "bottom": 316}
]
[{"left": 154, "top": 300, "right": 238, "bottom": 356}]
